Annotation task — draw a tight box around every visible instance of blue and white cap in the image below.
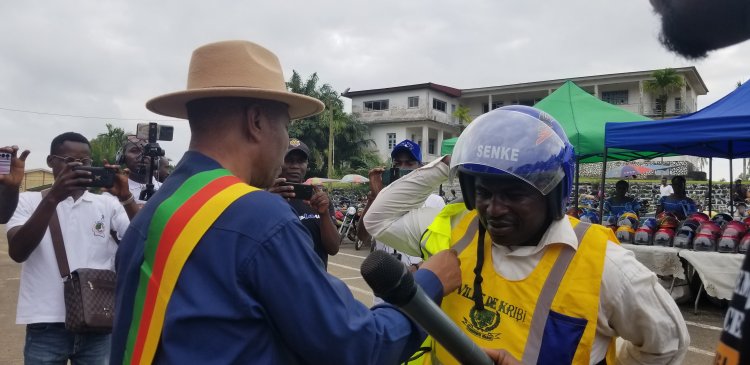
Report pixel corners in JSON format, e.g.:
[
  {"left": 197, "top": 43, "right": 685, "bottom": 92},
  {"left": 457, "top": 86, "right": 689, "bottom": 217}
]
[
  {"left": 391, "top": 139, "right": 422, "bottom": 163},
  {"left": 450, "top": 105, "right": 574, "bottom": 196}
]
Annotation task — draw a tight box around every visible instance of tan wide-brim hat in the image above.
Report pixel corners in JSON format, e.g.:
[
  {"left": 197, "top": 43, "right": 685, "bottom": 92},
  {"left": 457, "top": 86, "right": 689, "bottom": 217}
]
[{"left": 146, "top": 40, "right": 325, "bottom": 120}]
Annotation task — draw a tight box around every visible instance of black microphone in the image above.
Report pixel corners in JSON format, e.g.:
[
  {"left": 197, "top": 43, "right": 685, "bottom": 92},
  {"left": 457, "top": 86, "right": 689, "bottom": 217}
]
[{"left": 361, "top": 250, "right": 493, "bottom": 365}]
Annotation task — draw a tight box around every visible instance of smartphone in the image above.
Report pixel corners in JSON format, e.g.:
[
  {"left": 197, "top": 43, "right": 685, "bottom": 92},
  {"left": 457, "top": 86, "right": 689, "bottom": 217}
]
[
  {"left": 73, "top": 166, "right": 115, "bottom": 188},
  {"left": 285, "top": 182, "right": 314, "bottom": 200},
  {"left": 382, "top": 168, "right": 416, "bottom": 186},
  {"left": 137, "top": 122, "right": 174, "bottom": 141},
  {"left": 0, "top": 152, "right": 10, "bottom": 175}
]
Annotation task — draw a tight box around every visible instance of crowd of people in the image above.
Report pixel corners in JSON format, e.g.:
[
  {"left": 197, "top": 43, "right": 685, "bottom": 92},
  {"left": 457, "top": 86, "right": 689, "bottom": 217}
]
[{"left": 2, "top": 6, "right": 750, "bottom": 362}]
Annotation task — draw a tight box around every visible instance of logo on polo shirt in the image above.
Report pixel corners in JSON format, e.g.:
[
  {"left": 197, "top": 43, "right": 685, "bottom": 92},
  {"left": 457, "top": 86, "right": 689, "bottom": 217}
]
[{"left": 93, "top": 214, "right": 105, "bottom": 237}]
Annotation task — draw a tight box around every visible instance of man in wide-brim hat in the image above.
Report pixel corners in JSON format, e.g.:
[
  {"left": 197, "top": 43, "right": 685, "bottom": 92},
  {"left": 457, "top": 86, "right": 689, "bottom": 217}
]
[{"left": 110, "top": 40, "right": 462, "bottom": 364}]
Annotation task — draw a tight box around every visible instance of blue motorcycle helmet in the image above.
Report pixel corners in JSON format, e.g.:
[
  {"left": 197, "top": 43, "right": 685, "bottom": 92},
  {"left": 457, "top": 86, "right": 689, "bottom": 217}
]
[{"left": 451, "top": 105, "right": 575, "bottom": 221}]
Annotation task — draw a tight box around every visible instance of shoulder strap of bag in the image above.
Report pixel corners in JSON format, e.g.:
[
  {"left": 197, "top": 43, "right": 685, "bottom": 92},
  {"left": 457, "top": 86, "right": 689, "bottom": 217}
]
[{"left": 42, "top": 189, "right": 71, "bottom": 279}]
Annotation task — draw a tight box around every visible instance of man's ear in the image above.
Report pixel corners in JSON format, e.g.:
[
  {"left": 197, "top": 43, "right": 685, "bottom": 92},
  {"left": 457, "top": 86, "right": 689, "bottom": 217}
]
[
  {"left": 243, "top": 104, "right": 264, "bottom": 143},
  {"left": 46, "top": 155, "right": 54, "bottom": 168}
]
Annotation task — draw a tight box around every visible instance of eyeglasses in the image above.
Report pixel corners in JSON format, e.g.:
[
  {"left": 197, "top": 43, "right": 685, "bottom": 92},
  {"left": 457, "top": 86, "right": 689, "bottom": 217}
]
[{"left": 50, "top": 155, "right": 93, "bottom": 166}]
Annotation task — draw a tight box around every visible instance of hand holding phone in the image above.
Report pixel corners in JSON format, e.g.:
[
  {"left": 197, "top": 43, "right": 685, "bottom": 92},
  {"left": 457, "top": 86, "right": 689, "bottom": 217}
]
[
  {"left": 72, "top": 166, "right": 115, "bottom": 188},
  {"left": 285, "top": 182, "right": 314, "bottom": 201},
  {"left": 0, "top": 152, "right": 10, "bottom": 175}
]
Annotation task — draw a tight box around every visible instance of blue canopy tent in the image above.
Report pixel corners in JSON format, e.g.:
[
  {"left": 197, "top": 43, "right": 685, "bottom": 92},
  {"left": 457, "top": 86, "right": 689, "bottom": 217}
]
[{"left": 604, "top": 81, "right": 750, "bottom": 215}]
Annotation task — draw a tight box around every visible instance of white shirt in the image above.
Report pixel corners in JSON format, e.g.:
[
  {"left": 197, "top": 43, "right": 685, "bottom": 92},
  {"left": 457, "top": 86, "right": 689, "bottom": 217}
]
[
  {"left": 129, "top": 177, "right": 162, "bottom": 204},
  {"left": 364, "top": 157, "right": 689, "bottom": 365},
  {"left": 6, "top": 191, "right": 130, "bottom": 324},
  {"left": 660, "top": 184, "right": 674, "bottom": 198},
  {"left": 373, "top": 193, "right": 445, "bottom": 266}
]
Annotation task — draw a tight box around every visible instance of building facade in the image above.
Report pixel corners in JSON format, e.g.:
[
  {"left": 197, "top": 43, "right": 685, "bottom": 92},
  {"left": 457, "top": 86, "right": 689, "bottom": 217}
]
[{"left": 343, "top": 67, "right": 708, "bottom": 163}]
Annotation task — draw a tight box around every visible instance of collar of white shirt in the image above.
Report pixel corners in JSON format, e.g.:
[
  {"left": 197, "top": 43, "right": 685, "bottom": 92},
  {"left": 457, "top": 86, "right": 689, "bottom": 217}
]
[{"left": 494, "top": 217, "right": 578, "bottom": 257}]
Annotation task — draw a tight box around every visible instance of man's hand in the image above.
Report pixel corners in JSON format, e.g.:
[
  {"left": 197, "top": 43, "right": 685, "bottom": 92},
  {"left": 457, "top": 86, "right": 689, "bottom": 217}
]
[
  {"left": 0, "top": 146, "right": 30, "bottom": 189},
  {"left": 46, "top": 162, "right": 91, "bottom": 203},
  {"left": 308, "top": 186, "right": 330, "bottom": 215},
  {"left": 102, "top": 160, "right": 132, "bottom": 201},
  {"left": 419, "top": 249, "right": 461, "bottom": 296},
  {"left": 441, "top": 154, "right": 451, "bottom": 166},
  {"left": 483, "top": 349, "right": 520, "bottom": 365},
  {"left": 268, "top": 177, "right": 296, "bottom": 199},
  {"left": 367, "top": 167, "right": 385, "bottom": 200}
]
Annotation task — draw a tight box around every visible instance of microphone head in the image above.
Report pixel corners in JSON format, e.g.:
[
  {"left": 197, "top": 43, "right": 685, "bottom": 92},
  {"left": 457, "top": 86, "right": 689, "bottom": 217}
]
[{"left": 361, "top": 250, "right": 417, "bottom": 306}]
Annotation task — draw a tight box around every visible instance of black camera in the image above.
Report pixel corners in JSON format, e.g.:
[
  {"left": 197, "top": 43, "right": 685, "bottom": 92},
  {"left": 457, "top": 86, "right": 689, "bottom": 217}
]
[
  {"left": 382, "top": 167, "right": 415, "bottom": 186},
  {"left": 135, "top": 122, "right": 173, "bottom": 201},
  {"left": 73, "top": 166, "right": 115, "bottom": 188}
]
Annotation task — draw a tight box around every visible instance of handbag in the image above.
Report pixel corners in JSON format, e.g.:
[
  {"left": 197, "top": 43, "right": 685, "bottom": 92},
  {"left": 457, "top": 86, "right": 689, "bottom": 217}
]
[{"left": 48, "top": 207, "right": 116, "bottom": 333}]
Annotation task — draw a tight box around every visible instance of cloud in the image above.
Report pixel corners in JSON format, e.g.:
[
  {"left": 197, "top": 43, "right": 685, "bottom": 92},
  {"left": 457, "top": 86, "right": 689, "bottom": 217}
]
[{"left": 1, "top": 0, "right": 749, "bottom": 180}]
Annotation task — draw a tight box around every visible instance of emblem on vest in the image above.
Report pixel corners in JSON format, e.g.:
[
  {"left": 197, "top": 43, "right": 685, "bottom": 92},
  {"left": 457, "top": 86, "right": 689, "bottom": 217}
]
[
  {"left": 93, "top": 214, "right": 106, "bottom": 237},
  {"left": 463, "top": 307, "right": 502, "bottom": 341}
]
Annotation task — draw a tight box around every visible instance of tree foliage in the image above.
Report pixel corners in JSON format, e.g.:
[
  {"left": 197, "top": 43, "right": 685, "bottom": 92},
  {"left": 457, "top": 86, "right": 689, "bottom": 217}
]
[
  {"left": 286, "top": 71, "right": 382, "bottom": 178},
  {"left": 452, "top": 105, "right": 473, "bottom": 133},
  {"left": 89, "top": 123, "right": 127, "bottom": 166},
  {"left": 643, "top": 68, "right": 684, "bottom": 120}
]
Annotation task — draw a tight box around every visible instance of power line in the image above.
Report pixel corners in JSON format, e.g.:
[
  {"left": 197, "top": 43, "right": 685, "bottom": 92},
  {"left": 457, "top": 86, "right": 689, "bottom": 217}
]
[{"left": 0, "top": 106, "right": 178, "bottom": 122}]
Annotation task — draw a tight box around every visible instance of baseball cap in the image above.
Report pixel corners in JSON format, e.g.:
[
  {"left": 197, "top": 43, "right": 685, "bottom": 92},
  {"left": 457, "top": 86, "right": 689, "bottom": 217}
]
[
  {"left": 391, "top": 139, "right": 421, "bottom": 163},
  {"left": 287, "top": 138, "right": 310, "bottom": 158}
]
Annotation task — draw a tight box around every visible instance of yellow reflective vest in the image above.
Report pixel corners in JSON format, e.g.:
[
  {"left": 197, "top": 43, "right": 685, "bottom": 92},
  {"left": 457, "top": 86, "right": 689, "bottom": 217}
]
[{"left": 415, "top": 207, "right": 617, "bottom": 364}]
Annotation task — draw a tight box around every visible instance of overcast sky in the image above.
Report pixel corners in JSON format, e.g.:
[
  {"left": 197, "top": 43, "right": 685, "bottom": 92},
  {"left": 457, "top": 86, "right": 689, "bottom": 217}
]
[{"left": 1, "top": 0, "right": 749, "bottom": 180}]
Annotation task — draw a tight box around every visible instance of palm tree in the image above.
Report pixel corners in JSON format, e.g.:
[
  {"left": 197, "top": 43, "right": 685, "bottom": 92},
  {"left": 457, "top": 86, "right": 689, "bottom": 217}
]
[
  {"left": 643, "top": 68, "right": 684, "bottom": 119},
  {"left": 89, "top": 124, "right": 127, "bottom": 166},
  {"left": 452, "top": 105, "right": 473, "bottom": 133},
  {"left": 287, "top": 71, "right": 378, "bottom": 178}
]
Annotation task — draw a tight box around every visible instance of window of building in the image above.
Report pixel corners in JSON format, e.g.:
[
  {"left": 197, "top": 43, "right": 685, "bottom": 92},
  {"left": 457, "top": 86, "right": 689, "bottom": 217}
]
[
  {"left": 408, "top": 96, "right": 419, "bottom": 108},
  {"left": 387, "top": 133, "right": 397, "bottom": 150},
  {"left": 674, "top": 97, "right": 682, "bottom": 112},
  {"left": 428, "top": 138, "right": 436, "bottom": 155},
  {"left": 601, "top": 90, "right": 629, "bottom": 105},
  {"left": 481, "top": 102, "right": 503, "bottom": 113},
  {"left": 433, "top": 98, "right": 447, "bottom": 112},
  {"left": 364, "top": 100, "right": 389, "bottom": 111}
]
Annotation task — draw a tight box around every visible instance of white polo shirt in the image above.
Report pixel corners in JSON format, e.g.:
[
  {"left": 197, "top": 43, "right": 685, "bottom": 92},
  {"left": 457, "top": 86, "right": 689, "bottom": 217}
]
[
  {"left": 660, "top": 184, "right": 674, "bottom": 198},
  {"left": 129, "top": 177, "right": 162, "bottom": 204},
  {"left": 6, "top": 191, "right": 130, "bottom": 324}
]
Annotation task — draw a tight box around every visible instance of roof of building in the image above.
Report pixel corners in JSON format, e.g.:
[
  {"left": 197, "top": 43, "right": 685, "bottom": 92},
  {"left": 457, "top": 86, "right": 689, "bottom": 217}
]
[
  {"left": 24, "top": 168, "right": 53, "bottom": 174},
  {"left": 342, "top": 82, "right": 462, "bottom": 98},
  {"left": 342, "top": 67, "right": 708, "bottom": 98},
  {"left": 461, "top": 66, "right": 708, "bottom": 96}
]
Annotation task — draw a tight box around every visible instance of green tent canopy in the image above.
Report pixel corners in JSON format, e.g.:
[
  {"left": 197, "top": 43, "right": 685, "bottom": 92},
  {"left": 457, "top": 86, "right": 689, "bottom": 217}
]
[
  {"left": 441, "top": 137, "right": 458, "bottom": 155},
  {"left": 534, "top": 81, "right": 658, "bottom": 163}
]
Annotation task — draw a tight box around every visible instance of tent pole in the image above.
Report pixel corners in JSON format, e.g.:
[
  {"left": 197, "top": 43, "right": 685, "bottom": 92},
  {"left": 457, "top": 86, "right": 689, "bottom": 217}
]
[
  {"left": 599, "top": 149, "right": 607, "bottom": 218},
  {"left": 730, "top": 158, "right": 734, "bottom": 215},
  {"left": 573, "top": 158, "right": 581, "bottom": 210},
  {"left": 708, "top": 158, "right": 713, "bottom": 215}
]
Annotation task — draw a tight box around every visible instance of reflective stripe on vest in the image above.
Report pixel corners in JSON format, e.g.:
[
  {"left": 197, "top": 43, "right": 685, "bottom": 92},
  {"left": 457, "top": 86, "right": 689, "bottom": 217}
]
[
  {"left": 420, "top": 203, "right": 468, "bottom": 259},
  {"left": 430, "top": 216, "right": 613, "bottom": 365}
]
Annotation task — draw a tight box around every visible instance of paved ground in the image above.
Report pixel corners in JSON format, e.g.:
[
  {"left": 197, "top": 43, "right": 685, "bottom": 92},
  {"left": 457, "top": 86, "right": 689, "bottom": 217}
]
[{"left": 0, "top": 226, "right": 729, "bottom": 364}]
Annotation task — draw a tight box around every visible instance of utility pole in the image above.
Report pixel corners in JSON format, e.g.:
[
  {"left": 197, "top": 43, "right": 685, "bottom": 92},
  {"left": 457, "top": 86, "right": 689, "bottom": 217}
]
[{"left": 327, "top": 107, "right": 334, "bottom": 178}]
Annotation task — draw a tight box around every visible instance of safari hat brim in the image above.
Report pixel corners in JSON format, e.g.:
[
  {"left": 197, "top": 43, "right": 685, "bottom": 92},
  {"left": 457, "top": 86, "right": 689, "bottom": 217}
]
[{"left": 146, "top": 40, "right": 325, "bottom": 120}]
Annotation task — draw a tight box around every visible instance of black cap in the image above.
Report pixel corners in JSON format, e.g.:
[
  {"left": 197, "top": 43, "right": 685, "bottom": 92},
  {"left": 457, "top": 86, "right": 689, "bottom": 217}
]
[{"left": 286, "top": 138, "right": 309, "bottom": 158}]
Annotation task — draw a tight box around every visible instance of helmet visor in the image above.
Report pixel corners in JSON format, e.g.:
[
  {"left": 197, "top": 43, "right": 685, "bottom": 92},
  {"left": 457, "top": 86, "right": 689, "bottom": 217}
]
[{"left": 450, "top": 109, "right": 567, "bottom": 195}]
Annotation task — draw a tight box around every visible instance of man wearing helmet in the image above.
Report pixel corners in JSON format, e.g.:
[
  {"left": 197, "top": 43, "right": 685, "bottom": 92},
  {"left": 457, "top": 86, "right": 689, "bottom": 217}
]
[{"left": 365, "top": 105, "right": 688, "bottom": 364}]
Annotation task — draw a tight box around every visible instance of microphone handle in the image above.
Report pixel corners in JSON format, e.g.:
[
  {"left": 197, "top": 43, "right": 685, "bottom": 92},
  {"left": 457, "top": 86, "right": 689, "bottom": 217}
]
[{"left": 400, "top": 286, "right": 494, "bottom": 365}]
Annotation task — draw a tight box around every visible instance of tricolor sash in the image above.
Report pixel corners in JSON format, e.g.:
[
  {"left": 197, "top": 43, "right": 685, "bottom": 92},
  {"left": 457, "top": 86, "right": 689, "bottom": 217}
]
[{"left": 123, "top": 169, "right": 259, "bottom": 365}]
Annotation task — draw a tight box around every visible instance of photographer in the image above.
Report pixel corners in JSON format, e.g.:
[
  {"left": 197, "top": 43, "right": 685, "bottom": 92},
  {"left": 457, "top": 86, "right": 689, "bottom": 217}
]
[
  {"left": 358, "top": 140, "right": 445, "bottom": 282},
  {"left": 268, "top": 138, "right": 340, "bottom": 268},
  {"left": 5, "top": 132, "right": 134, "bottom": 363},
  {"left": 117, "top": 134, "right": 162, "bottom": 204}
]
